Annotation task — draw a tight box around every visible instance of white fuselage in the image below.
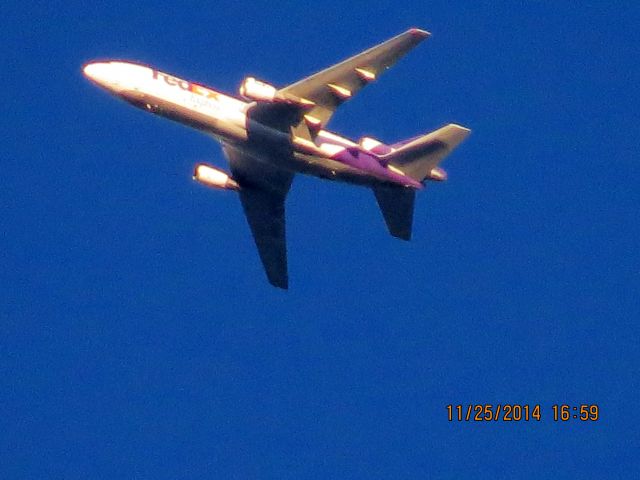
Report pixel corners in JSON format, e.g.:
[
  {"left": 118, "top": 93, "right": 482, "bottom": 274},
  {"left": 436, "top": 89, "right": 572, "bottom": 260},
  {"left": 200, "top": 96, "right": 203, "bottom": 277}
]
[{"left": 84, "top": 61, "right": 249, "bottom": 141}]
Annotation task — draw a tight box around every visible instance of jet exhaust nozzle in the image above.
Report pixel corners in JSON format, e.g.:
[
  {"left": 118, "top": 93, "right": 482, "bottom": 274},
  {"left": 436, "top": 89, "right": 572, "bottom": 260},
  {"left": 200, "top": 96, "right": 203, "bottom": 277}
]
[{"left": 193, "top": 164, "right": 240, "bottom": 190}]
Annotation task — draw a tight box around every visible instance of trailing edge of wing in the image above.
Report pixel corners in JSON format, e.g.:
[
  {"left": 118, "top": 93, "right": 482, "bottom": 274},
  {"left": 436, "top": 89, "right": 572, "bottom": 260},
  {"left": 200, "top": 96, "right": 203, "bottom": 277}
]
[{"left": 223, "top": 145, "right": 294, "bottom": 289}]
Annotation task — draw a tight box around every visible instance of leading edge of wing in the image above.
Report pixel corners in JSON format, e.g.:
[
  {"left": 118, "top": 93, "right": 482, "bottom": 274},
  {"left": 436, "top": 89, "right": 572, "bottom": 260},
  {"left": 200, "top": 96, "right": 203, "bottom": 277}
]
[
  {"left": 223, "top": 145, "right": 294, "bottom": 289},
  {"left": 277, "top": 28, "right": 430, "bottom": 127}
]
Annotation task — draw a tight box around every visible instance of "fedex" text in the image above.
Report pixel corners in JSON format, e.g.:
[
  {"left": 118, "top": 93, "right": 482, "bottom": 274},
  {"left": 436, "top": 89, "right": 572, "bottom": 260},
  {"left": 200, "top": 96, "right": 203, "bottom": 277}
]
[{"left": 153, "top": 70, "right": 219, "bottom": 99}]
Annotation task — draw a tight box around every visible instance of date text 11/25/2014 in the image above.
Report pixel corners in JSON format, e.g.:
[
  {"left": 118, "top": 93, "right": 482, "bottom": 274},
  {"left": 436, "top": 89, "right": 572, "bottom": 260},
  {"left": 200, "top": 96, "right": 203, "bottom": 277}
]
[{"left": 446, "top": 404, "right": 599, "bottom": 422}]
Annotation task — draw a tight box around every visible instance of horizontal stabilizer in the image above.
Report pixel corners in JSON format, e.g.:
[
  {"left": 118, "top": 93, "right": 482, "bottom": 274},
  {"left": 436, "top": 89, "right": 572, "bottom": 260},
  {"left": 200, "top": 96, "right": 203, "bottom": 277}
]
[
  {"left": 382, "top": 124, "right": 470, "bottom": 181},
  {"left": 373, "top": 185, "right": 416, "bottom": 240}
]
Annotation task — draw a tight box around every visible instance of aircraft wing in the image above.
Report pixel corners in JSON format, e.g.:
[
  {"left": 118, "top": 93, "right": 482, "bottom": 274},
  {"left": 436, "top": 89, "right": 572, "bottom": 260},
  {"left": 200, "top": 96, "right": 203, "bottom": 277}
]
[
  {"left": 278, "top": 28, "right": 430, "bottom": 130},
  {"left": 223, "top": 144, "right": 294, "bottom": 289}
]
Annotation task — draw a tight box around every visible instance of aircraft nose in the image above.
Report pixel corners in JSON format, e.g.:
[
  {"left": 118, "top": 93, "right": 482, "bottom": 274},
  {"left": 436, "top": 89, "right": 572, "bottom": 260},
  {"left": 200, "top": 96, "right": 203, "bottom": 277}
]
[
  {"left": 83, "top": 62, "right": 109, "bottom": 83},
  {"left": 83, "top": 62, "right": 126, "bottom": 93},
  {"left": 83, "top": 61, "right": 148, "bottom": 94}
]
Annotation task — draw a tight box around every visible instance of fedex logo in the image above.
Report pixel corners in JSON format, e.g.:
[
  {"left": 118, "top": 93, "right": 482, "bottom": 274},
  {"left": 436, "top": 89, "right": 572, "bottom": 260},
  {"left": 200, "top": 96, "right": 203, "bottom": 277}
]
[{"left": 153, "top": 70, "right": 218, "bottom": 99}]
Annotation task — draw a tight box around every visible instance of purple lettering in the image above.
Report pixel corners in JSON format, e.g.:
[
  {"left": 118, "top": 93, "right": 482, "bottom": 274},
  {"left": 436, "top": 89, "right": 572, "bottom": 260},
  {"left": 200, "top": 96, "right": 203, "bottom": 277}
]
[{"left": 152, "top": 71, "right": 218, "bottom": 99}]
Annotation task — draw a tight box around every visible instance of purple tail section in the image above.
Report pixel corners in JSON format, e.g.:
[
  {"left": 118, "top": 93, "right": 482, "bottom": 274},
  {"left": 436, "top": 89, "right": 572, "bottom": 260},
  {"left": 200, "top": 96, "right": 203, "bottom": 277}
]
[{"left": 358, "top": 136, "right": 394, "bottom": 156}]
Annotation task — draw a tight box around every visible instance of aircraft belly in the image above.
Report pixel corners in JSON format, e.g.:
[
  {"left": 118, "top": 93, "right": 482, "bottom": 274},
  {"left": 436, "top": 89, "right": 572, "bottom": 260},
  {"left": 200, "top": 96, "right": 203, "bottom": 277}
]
[
  {"left": 224, "top": 143, "right": 373, "bottom": 186},
  {"left": 119, "top": 90, "right": 396, "bottom": 188},
  {"left": 119, "top": 90, "right": 247, "bottom": 141},
  {"left": 226, "top": 141, "right": 297, "bottom": 174},
  {"left": 292, "top": 152, "right": 380, "bottom": 186}
]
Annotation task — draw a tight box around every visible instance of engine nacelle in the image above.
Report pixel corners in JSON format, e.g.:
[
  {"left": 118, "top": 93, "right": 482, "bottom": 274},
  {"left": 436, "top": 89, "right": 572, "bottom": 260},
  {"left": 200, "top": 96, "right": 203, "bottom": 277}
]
[
  {"left": 239, "top": 77, "right": 315, "bottom": 109},
  {"left": 428, "top": 167, "right": 447, "bottom": 181},
  {"left": 193, "top": 164, "right": 240, "bottom": 190},
  {"left": 239, "top": 77, "right": 277, "bottom": 102}
]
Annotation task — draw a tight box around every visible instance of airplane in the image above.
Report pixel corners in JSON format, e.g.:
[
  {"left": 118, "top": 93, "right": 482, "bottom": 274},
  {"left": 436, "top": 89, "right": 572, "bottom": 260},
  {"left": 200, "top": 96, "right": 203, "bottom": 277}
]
[{"left": 83, "top": 28, "right": 469, "bottom": 289}]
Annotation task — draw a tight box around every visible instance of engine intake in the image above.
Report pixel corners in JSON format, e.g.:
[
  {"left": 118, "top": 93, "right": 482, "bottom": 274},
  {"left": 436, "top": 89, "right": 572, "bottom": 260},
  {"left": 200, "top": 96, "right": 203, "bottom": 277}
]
[
  {"left": 239, "top": 77, "right": 276, "bottom": 102},
  {"left": 239, "top": 77, "right": 315, "bottom": 109}
]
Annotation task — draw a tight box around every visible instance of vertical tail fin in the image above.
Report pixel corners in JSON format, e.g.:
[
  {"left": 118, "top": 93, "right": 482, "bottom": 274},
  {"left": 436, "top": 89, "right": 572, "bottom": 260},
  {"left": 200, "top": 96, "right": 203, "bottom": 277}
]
[{"left": 381, "top": 124, "right": 470, "bottom": 181}]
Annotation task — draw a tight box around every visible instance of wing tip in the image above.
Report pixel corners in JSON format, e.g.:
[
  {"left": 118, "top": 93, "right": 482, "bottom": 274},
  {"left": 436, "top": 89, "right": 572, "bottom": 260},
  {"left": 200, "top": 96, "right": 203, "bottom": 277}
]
[
  {"left": 392, "top": 231, "right": 412, "bottom": 241},
  {"left": 448, "top": 123, "right": 472, "bottom": 134},
  {"left": 408, "top": 27, "right": 431, "bottom": 39},
  {"left": 269, "top": 276, "right": 289, "bottom": 290}
]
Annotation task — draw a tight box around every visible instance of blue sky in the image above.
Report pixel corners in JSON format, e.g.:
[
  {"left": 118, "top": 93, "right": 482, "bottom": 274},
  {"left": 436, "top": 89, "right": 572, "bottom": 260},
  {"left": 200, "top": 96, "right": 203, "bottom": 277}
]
[{"left": 2, "top": 1, "right": 639, "bottom": 478}]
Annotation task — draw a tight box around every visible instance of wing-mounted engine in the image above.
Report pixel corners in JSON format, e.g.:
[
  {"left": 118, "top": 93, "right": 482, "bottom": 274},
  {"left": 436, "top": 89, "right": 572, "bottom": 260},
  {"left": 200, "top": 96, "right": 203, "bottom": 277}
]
[
  {"left": 193, "top": 163, "right": 240, "bottom": 190},
  {"left": 239, "top": 77, "right": 315, "bottom": 109},
  {"left": 241, "top": 77, "right": 319, "bottom": 137},
  {"left": 239, "top": 77, "right": 277, "bottom": 102}
]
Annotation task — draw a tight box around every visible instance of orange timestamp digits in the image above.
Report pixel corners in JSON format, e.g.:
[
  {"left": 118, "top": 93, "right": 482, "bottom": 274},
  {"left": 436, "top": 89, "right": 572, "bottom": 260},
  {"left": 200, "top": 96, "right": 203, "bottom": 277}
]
[
  {"left": 446, "top": 404, "right": 600, "bottom": 422},
  {"left": 552, "top": 404, "right": 599, "bottom": 421},
  {"left": 447, "top": 404, "right": 541, "bottom": 422}
]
